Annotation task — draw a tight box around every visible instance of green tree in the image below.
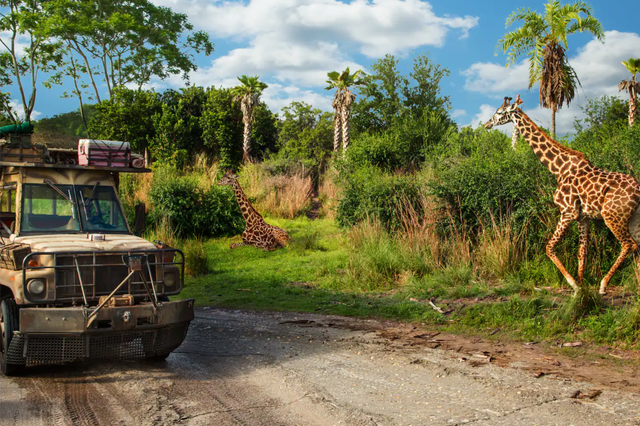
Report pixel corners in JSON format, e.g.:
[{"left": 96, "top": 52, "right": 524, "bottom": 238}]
[
  {"left": 250, "top": 101, "right": 279, "bottom": 162},
  {"left": 201, "top": 87, "right": 244, "bottom": 170},
  {"left": 88, "top": 87, "right": 162, "bottom": 152},
  {"left": 619, "top": 58, "right": 640, "bottom": 127},
  {"left": 231, "top": 75, "right": 268, "bottom": 163},
  {"left": 34, "top": 105, "right": 96, "bottom": 137},
  {"left": 0, "top": 0, "right": 62, "bottom": 122},
  {"left": 350, "top": 53, "right": 453, "bottom": 167},
  {"left": 149, "top": 86, "right": 207, "bottom": 168},
  {"left": 276, "top": 101, "right": 333, "bottom": 171},
  {"left": 325, "top": 67, "right": 365, "bottom": 152},
  {"left": 498, "top": 0, "right": 604, "bottom": 137},
  {"left": 42, "top": 0, "right": 213, "bottom": 125}
]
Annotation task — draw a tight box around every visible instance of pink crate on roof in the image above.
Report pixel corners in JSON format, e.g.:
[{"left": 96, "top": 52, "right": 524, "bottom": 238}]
[{"left": 78, "top": 139, "right": 131, "bottom": 168}]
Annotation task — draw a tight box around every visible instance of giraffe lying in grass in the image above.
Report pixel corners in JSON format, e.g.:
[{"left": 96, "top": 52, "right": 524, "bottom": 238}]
[
  {"left": 217, "top": 171, "right": 291, "bottom": 251},
  {"left": 484, "top": 95, "right": 640, "bottom": 295}
]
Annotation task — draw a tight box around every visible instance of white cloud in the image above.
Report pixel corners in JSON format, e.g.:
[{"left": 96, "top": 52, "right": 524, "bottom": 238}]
[
  {"left": 6, "top": 99, "right": 41, "bottom": 121},
  {"left": 451, "top": 109, "right": 467, "bottom": 118},
  {"left": 462, "top": 31, "right": 640, "bottom": 135},
  {"left": 262, "top": 83, "right": 334, "bottom": 113},
  {"left": 462, "top": 61, "right": 529, "bottom": 94},
  {"left": 150, "top": 0, "right": 478, "bottom": 112},
  {"left": 0, "top": 31, "right": 30, "bottom": 57}
]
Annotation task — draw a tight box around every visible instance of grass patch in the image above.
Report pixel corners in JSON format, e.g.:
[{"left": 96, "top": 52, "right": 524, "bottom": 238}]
[{"left": 176, "top": 217, "right": 640, "bottom": 349}]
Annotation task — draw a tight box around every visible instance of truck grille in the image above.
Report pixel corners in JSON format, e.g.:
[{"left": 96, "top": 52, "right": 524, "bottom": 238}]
[
  {"left": 22, "top": 249, "right": 184, "bottom": 304},
  {"left": 54, "top": 254, "right": 156, "bottom": 299}
]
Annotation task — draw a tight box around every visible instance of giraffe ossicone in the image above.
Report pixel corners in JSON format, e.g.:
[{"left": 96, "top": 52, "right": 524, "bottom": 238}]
[
  {"left": 485, "top": 95, "right": 640, "bottom": 296},
  {"left": 217, "top": 171, "right": 292, "bottom": 251}
]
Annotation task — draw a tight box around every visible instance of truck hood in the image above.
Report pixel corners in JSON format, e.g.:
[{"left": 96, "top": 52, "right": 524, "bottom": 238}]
[{"left": 11, "top": 234, "right": 157, "bottom": 253}]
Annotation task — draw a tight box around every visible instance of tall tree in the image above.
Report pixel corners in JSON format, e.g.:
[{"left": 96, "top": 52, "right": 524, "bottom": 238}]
[
  {"left": 325, "top": 67, "right": 365, "bottom": 153},
  {"left": 231, "top": 75, "right": 268, "bottom": 163},
  {"left": 42, "top": 0, "right": 213, "bottom": 128},
  {"left": 0, "top": 0, "right": 62, "bottom": 122},
  {"left": 619, "top": 58, "right": 640, "bottom": 127},
  {"left": 498, "top": 0, "right": 604, "bottom": 137}
]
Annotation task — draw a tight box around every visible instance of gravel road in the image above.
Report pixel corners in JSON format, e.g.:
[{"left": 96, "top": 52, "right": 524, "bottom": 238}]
[{"left": 1, "top": 307, "right": 640, "bottom": 426}]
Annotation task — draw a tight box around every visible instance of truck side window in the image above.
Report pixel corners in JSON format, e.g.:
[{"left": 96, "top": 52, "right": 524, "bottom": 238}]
[{"left": 0, "top": 187, "right": 16, "bottom": 236}]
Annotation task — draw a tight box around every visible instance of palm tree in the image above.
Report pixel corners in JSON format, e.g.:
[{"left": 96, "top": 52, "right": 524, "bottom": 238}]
[
  {"left": 325, "top": 68, "right": 365, "bottom": 152},
  {"left": 619, "top": 58, "right": 640, "bottom": 127},
  {"left": 498, "top": 1, "right": 604, "bottom": 137},
  {"left": 231, "top": 75, "right": 268, "bottom": 163}
]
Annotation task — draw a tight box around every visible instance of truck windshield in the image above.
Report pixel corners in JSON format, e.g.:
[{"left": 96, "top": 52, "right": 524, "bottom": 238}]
[
  {"left": 76, "top": 185, "right": 128, "bottom": 232},
  {"left": 21, "top": 184, "right": 81, "bottom": 233}
]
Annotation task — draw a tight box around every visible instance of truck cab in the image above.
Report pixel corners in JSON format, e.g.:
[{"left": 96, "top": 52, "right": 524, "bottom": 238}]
[{"left": 0, "top": 135, "right": 194, "bottom": 375}]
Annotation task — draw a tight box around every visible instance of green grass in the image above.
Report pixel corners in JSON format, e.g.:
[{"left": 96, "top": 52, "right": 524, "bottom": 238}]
[
  {"left": 180, "top": 217, "right": 443, "bottom": 322},
  {"left": 177, "top": 217, "right": 640, "bottom": 349}
]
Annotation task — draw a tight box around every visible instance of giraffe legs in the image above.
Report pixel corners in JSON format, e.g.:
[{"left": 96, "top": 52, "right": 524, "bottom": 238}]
[
  {"left": 230, "top": 241, "right": 249, "bottom": 249},
  {"left": 577, "top": 215, "right": 589, "bottom": 286},
  {"left": 546, "top": 213, "right": 579, "bottom": 294},
  {"left": 599, "top": 215, "right": 638, "bottom": 295}
]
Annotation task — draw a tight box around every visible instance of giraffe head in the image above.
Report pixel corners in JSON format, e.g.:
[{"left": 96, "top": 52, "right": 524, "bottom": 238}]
[
  {"left": 217, "top": 171, "right": 239, "bottom": 186},
  {"left": 483, "top": 95, "right": 524, "bottom": 130}
]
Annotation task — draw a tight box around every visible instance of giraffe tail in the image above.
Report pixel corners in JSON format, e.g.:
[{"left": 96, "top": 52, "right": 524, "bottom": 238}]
[{"left": 629, "top": 204, "right": 640, "bottom": 247}]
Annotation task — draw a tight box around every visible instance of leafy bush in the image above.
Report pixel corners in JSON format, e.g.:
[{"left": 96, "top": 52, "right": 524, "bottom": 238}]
[
  {"left": 149, "top": 177, "right": 243, "bottom": 238},
  {"left": 336, "top": 165, "right": 424, "bottom": 231}
]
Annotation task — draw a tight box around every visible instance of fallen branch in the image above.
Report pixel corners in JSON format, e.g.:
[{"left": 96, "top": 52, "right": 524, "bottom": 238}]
[{"left": 428, "top": 300, "right": 444, "bottom": 314}]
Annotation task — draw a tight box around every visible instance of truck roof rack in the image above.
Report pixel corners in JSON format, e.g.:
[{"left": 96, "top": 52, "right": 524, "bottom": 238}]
[{"left": 0, "top": 161, "right": 151, "bottom": 173}]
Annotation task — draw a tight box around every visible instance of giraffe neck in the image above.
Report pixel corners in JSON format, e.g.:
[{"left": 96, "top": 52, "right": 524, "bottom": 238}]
[
  {"left": 231, "top": 180, "right": 262, "bottom": 222},
  {"left": 512, "top": 110, "right": 588, "bottom": 179}
]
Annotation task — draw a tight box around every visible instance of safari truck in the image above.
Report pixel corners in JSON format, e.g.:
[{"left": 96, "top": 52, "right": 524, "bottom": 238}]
[{"left": 0, "top": 127, "right": 194, "bottom": 375}]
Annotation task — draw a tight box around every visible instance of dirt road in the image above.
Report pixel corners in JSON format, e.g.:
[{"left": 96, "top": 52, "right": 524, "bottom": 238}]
[{"left": 1, "top": 307, "right": 640, "bottom": 426}]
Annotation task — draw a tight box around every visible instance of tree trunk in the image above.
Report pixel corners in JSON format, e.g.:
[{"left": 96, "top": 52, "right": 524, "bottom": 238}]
[
  {"left": 629, "top": 82, "right": 637, "bottom": 127},
  {"left": 341, "top": 104, "right": 351, "bottom": 153},
  {"left": 242, "top": 120, "right": 252, "bottom": 163},
  {"left": 333, "top": 112, "right": 341, "bottom": 152},
  {"left": 550, "top": 103, "right": 556, "bottom": 138}
]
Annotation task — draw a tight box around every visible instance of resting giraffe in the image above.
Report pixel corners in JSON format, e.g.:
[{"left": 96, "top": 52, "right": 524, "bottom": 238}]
[
  {"left": 217, "top": 171, "right": 291, "bottom": 251},
  {"left": 484, "top": 95, "right": 640, "bottom": 295}
]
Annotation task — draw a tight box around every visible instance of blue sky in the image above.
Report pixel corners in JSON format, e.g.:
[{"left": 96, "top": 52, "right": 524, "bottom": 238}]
[{"left": 5, "top": 0, "right": 640, "bottom": 136}]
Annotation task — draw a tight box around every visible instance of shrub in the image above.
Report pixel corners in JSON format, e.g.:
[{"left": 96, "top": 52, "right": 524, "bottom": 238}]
[
  {"left": 149, "top": 177, "right": 243, "bottom": 238},
  {"left": 336, "top": 165, "right": 424, "bottom": 231}
]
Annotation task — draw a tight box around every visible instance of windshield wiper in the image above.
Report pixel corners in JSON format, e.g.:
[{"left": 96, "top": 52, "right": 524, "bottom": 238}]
[
  {"left": 83, "top": 181, "right": 100, "bottom": 207},
  {"left": 43, "top": 179, "right": 77, "bottom": 220},
  {"left": 44, "top": 179, "right": 73, "bottom": 203}
]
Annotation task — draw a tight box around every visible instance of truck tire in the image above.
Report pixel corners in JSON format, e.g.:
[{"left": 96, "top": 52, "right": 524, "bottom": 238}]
[{"left": 1, "top": 299, "right": 24, "bottom": 376}]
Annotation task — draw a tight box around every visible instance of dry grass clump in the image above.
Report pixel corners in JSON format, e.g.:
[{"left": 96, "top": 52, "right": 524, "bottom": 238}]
[
  {"left": 241, "top": 163, "right": 313, "bottom": 219},
  {"left": 475, "top": 214, "right": 526, "bottom": 279},
  {"left": 189, "top": 153, "right": 220, "bottom": 191},
  {"left": 396, "top": 193, "right": 471, "bottom": 271},
  {"left": 318, "top": 169, "right": 341, "bottom": 220}
]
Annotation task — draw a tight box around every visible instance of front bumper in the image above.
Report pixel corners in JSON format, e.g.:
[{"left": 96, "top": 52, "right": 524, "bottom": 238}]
[{"left": 7, "top": 299, "right": 194, "bottom": 366}]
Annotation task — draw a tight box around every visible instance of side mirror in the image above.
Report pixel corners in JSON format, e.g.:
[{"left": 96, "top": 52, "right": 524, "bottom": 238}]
[{"left": 133, "top": 202, "right": 146, "bottom": 236}]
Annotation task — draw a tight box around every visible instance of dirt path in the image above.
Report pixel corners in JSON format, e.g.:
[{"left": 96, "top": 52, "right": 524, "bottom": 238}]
[{"left": 1, "top": 308, "right": 640, "bottom": 425}]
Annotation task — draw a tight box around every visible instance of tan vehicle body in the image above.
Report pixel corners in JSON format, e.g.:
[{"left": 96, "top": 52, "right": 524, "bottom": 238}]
[{"left": 0, "top": 163, "right": 194, "bottom": 373}]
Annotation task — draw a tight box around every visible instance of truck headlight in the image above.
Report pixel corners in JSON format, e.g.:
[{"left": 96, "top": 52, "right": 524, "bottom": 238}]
[
  {"left": 27, "top": 279, "right": 46, "bottom": 295},
  {"left": 164, "top": 272, "right": 177, "bottom": 287}
]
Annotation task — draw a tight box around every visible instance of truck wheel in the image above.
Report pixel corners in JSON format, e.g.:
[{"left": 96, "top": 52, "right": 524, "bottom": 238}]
[
  {"left": 144, "top": 352, "right": 171, "bottom": 362},
  {"left": 1, "top": 299, "right": 25, "bottom": 376}
]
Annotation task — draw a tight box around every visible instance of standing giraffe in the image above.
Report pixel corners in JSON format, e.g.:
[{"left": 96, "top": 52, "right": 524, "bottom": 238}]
[
  {"left": 217, "top": 171, "right": 291, "bottom": 251},
  {"left": 484, "top": 95, "right": 640, "bottom": 295}
]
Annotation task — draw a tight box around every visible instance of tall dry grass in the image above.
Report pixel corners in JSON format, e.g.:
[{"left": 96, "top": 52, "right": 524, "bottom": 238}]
[
  {"left": 318, "top": 168, "right": 341, "bottom": 220},
  {"left": 189, "top": 153, "right": 220, "bottom": 191},
  {"left": 475, "top": 213, "right": 527, "bottom": 280},
  {"left": 241, "top": 163, "right": 313, "bottom": 218}
]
